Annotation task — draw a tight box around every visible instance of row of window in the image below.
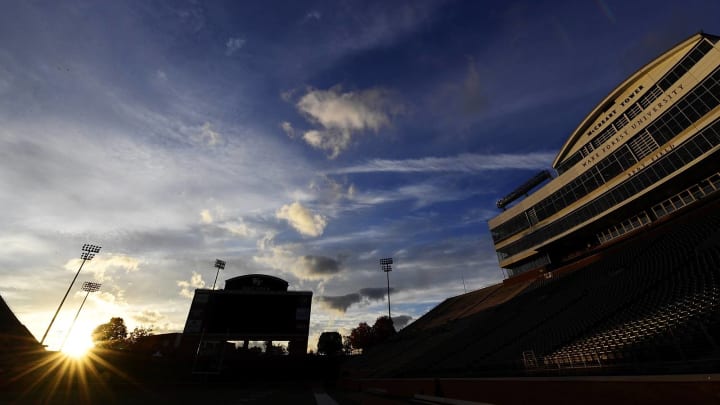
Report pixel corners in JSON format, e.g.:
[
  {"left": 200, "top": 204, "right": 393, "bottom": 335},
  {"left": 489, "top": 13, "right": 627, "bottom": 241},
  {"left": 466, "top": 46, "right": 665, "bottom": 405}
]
[
  {"left": 596, "top": 211, "right": 651, "bottom": 244},
  {"left": 555, "top": 39, "right": 715, "bottom": 175},
  {"left": 491, "top": 64, "right": 720, "bottom": 245},
  {"left": 591, "top": 172, "right": 720, "bottom": 263},
  {"left": 657, "top": 39, "right": 715, "bottom": 92},
  {"left": 627, "top": 131, "right": 658, "bottom": 160},
  {"left": 648, "top": 70, "right": 720, "bottom": 148},
  {"left": 505, "top": 254, "right": 551, "bottom": 278},
  {"left": 595, "top": 168, "right": 718, "bottom": 249},
  {"left": 497, "top": 117, "right": 720, "bottom": 261},
  {"left": 651, "top": 172, "right": 720, "bottom": 219}
]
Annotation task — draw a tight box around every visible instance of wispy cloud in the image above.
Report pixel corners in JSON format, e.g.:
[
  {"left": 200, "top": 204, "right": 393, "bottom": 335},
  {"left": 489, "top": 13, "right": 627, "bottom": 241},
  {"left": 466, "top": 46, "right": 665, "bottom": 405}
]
[
  {"left": 303, "top": 10, "right": 322, "bottom": 22},
  {"left": 346, "top": 181, "right": 486, "bottom": 210},
  {"left": 197, "top": 122, "right": 222, "bottom": 146},
  {"left": 225, "top": 37, "right": 246, "bottom": 56},
  {"left": 331, "top": 152, "right": 555, "bottom": 174}
]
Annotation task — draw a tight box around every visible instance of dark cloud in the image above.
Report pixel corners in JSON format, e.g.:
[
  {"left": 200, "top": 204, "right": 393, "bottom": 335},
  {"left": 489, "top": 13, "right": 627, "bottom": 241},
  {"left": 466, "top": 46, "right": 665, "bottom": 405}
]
[
  {"left": 392, "top": 315, "right": 413, "bottom": 329},
  {"left": 359, "top": 287, "right": 395, "bottom": 300},
  {"left": 317, "top": 293, "right": 361, "bottom": 313},
  {"left": 298, "top": 255, "right": 342, "bottom": 276},
  {"left": 318, "top": 286, "right": 397, "bottom": 313}
]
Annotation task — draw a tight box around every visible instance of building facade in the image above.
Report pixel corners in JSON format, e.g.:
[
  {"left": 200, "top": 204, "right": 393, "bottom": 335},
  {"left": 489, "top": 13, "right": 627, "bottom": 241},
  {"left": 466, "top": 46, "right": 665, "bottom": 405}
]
[{"left": 489, "top": 33, "right": 720, "bottom": 278}]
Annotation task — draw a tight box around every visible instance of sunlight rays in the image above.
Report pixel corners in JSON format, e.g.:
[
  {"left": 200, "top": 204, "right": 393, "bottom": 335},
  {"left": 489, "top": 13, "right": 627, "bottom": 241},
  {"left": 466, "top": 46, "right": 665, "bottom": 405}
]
[{"left": 6, "top": 348, "right": 140, "bottom": 404}]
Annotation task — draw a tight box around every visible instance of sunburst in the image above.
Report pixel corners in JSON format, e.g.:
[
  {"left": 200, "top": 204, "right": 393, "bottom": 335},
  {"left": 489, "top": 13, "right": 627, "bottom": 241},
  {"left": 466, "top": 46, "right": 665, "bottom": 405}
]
[{"left": 5, "top": 347, "right": 139, "bottom": 404}]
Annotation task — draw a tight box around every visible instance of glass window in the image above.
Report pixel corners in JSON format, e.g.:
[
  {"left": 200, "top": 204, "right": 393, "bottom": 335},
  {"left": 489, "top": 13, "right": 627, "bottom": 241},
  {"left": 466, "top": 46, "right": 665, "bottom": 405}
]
[
  {"left": 626, "top": 104, "right": 642, "bottom": 119},
  {"left": 499, "top": 119, "right": 720, "bottom": 260}
]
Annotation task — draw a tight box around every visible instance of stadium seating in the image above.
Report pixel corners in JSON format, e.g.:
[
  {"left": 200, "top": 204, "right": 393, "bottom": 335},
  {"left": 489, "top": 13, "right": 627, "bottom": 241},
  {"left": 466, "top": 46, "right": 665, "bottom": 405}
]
[{"left": 348, "top": 197, "right": 720, "bottom": 377}]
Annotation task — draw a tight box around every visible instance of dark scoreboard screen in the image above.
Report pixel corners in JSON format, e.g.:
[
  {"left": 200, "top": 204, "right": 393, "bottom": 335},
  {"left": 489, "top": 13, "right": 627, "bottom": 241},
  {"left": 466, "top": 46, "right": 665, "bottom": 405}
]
[{"left": 183, "top": 289, "right": 312, "bottom": 336}]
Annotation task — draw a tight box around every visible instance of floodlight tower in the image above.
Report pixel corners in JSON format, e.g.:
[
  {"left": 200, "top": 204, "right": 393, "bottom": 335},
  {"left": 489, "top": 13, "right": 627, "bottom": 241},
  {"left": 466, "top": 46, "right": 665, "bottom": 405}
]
[
  {"left": 380, "top": 258, "right": 393, "bottom": 321},
  {"left": 212, "top": 259, "right": 226, "bottom": 290},
  {"left": 41, "top": 244, "right": 102, "bottom": 347},
  {"left": 60, "top": 281, "right": 101, "bottom": 351}
]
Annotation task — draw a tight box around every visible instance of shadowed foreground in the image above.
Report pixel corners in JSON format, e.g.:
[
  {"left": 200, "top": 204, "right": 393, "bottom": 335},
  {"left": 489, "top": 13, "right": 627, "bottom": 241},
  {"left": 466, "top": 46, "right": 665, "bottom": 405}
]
[{"left": 0, "top": 348, "right": 344, "bottom": 405}]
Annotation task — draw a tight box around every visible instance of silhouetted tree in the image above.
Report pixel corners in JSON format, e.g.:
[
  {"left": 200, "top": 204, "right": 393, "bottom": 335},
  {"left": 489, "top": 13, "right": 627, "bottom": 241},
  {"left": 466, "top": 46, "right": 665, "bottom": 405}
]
[
  {"left": 347, "top": 316, "right": 398, "bottom": 353},
  {"left": 371, "top": 316, "right": 396, "bottom": 343},
  {"left": 343, "top": 336, "right": 353, "bottom": 355},
  {"left": 125, "top": 326, "right": 154, "bottom": 347},
  {"left": 317, "top": 331, "right": 343, "bottom": 355},
  {"left": 92, "top": 317, "right": 128, "bottom": 349},
  {"left": 264, "top": 341, "right": 288, "bottom": 355},
  {"left": 348, "top": 322, "right": 374, "bottom": 353}
]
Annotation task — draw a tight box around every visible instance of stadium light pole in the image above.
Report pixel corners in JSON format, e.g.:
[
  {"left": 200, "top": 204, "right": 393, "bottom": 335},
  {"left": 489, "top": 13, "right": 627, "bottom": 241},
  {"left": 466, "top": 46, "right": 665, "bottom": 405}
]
[
  {"left": 40, "top": 244, "right": 102, "bottom": 347},
  {"left": 380, "top": 258, "right": 393, "bottom": 322},
  {"left": 212, "top": 259, "right": 226, "bottom": 290},
  {"left": 60, "top": 281, "right": 101, "bottom": 351}
]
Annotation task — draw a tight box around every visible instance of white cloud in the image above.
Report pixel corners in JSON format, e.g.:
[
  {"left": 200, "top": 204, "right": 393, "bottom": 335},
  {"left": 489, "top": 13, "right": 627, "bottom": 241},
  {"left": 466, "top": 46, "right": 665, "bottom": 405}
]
[
  {"left": 200, "top": 209, "right": 213, "bottom": 224},
  {"left": 295, "top": 86, "right": 400, "bottom": 158},
  {"left": 298, "top": 86, "right": 392, "bottom": 132},
  {"left": 92, "top": 291, "right": 121, "bottom": 305},
  {"left": 280, "top": 121, "right": 295, "bottom": 138},
  {"left": 197, "top": 122, "right": 222, "bottom": 146},
  {"left": 280, "top": 88, "right": 297, "bottom": 102},
  {"left": 332, "top": 152, "right": 555, "bottom": 174},
  {"left": 219, "top": 218, "right": 255, "bottom": 237},
  {"left": 276, "top": 201, "right": 327, "bottom": 237},
  {"left": 309, "top": 175, "right": 355, "bottom": 203},
  {"left": 133, "top": 309, "right": 164, "bottom": 325},
  {"left": 254, "top": 244, "right": 295, "bottom": 275},
  {"left": 89, "top": 287, "right": 128, "bottom": 314},
  {"left": 177, "top": 271, "right": 206, "bottom": 298},
  {"left": 0, "top": 115, "right": 311, "bottom": 236},
  {"left": 64, "top": 254, "right": 142, "bottom": 282},
  {"left": 225, "top": 37, "right": 246, "bottom": 56},
  {"left": 302, "top": 129, "right": 351, "bottom": 159},
  {"left": 304, "top": 10, "right": 322, "bottom": 21}
]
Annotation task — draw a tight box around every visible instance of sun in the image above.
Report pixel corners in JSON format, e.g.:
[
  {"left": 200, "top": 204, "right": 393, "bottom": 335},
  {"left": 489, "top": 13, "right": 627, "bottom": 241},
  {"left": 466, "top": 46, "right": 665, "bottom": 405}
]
[{"left": 61, "top": 336, "right": 94, "bottom": 358}]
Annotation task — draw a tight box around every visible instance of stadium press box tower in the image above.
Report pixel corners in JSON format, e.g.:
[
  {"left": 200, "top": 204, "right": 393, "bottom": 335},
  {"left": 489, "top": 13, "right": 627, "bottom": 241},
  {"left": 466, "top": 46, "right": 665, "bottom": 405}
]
[{"left": 490, "top": 32, "right": 720, "bottom": 279}]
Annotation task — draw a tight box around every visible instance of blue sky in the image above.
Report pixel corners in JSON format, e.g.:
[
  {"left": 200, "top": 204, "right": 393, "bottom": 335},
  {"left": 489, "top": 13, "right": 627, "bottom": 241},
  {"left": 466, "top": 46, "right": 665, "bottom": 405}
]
[{"left": 2, "top": 0, "right": 720, "bottom": 351}]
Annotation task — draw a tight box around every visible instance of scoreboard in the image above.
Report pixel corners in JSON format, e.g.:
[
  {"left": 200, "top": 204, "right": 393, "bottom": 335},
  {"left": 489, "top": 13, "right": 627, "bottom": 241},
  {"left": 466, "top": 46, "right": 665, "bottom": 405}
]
[{"left": 183, "top": 289, "right": 312, "bottom": 338}]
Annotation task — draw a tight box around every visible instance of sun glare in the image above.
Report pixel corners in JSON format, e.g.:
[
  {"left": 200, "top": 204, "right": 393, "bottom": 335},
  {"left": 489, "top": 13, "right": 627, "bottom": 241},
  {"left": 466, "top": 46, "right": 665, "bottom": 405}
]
[{"left": 61, "top": 337, "right": 94, "bottom": 358}]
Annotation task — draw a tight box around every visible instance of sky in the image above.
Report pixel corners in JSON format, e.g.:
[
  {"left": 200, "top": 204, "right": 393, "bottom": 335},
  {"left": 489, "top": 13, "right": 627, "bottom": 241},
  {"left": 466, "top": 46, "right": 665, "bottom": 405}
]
[{"left": 2, "top": 0, "right": 720, "bottom": 351}]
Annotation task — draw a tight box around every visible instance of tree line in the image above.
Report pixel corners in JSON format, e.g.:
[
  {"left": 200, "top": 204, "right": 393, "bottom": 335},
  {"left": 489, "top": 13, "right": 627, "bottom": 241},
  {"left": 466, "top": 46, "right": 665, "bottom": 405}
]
[
  {"left": 317, "top": 315, "right": 396, "bottom": 355},
  {"left": 90, "top": 315, "right": 396, "bottom": 355},
  {"left": 91, "top": 317, "right": 153, "bottom": 350}
]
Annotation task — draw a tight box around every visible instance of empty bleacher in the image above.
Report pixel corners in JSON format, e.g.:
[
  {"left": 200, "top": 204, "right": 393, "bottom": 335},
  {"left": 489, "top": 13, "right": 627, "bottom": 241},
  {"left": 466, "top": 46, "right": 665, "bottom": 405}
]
[{"left": 348, "top": 196, "right": 720, "bottom": 378}]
